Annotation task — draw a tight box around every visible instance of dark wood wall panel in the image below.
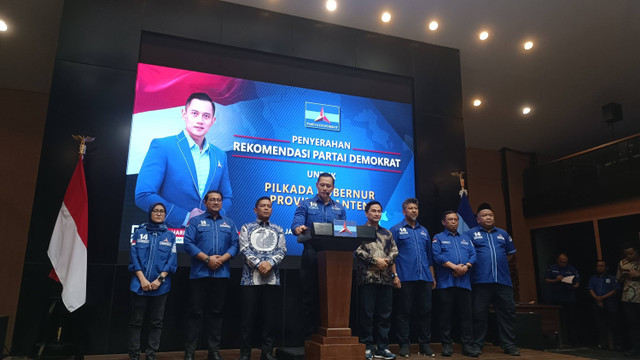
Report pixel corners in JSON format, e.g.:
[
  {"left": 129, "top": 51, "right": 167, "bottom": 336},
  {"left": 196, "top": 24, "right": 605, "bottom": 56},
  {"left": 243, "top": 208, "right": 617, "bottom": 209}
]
[
  {"left": 413, "top": 45, "right": 463, "bottom": 119},
  {"left": 142, "top": 0, "right": 224, "bottom": 43},
  {"left": 290, "top": 19, "right": 357, "bottom": 68},
  {"left": 219, "top": 2, "right": 293, "bottom": 55},
  {"left": 25, "top": 60, "right": 136, "bottom": 265},
  {"left": 55, "top": 0, "right": 144, "bottom": 70},
  {"left": 413, "top": 114, "right": 467, "bottom": 232},
  {"left": 354, "top": 33, "right": 415, "bottom": 77}
]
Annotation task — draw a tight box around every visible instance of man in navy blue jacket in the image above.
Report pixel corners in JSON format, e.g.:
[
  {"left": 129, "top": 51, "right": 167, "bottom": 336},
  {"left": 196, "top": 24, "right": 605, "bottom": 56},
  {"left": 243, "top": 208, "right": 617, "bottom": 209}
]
[
  {"left": 432, "top": 211, "right": 477, "bottom": 357},
  {"left": 545, "top": 253, "right": 581, "bottom": 345},
  {"left": 389, "top": 198, "right": 436, "bottom": 358},
  {"left": 291, "top": 172, "right": 346, "bottom": 339},
  {"left": 466, "top": 203, "right": 520, "bottom": 356},
  {"left": 183, "top": 190, "right": 239, "bottom": 360},
  {"left": 588, "top": 259, "right": 620, "bottom": 349}
]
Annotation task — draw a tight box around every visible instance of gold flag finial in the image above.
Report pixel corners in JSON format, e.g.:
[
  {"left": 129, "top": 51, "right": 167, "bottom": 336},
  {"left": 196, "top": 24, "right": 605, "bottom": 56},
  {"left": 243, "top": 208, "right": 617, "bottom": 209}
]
[{"left": 72, "top": 135, "right": 95, "bottom": 158}]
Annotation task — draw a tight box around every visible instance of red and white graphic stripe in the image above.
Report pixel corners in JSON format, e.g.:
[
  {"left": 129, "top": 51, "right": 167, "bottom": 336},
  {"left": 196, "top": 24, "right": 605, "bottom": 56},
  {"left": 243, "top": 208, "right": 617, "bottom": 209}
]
[{"left": 47, "top": 156, "right": 88, "bottom": 312}]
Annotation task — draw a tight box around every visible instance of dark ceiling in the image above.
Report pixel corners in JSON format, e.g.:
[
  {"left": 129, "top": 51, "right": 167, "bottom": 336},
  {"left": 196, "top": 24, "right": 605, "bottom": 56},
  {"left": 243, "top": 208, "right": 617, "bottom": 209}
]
[{"left": 2, "top": 0, "right": 639, "bottom": 158}]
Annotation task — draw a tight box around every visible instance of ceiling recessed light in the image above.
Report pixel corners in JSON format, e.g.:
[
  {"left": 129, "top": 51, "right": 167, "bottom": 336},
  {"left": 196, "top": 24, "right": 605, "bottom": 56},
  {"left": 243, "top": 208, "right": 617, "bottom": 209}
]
[
  {"left": 473, "top": 99, "right": 482, "bottom": 107},
  {"left": 0, "top": 20, "right": 7, "bottom": 32},
  {"left": 381, "top": 12, "right": 391, "bottom": 23},
  {"left": 428, "top": 21, "right": 439, "bottom": 31},
  {"left": 522, "top": 107, "right": 532, "bottom": 115},
  {"left": 326, "top": 0, "right": 337, "bottom": 12},
  {"left": 523, "top": 41, "right": 534, "bottom": 50},
  {"left": 479, "top": 31, "right": 489, "bottom": 40}
]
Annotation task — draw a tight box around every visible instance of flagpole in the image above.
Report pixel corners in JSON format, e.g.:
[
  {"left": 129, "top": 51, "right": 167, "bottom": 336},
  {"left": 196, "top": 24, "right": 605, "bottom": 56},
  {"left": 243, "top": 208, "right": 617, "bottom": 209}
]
[
  {"left": 42, "top": 135, "right": 93, "bottom": 359},
  {"left": 451, "top": 171, "right": 478, "bottom": 232},
  {"left": 451, "top": 171, "right": 467, "bottom": 196},
  {"left": 48, "top": 135, "right": 92, "bottom": 311}
]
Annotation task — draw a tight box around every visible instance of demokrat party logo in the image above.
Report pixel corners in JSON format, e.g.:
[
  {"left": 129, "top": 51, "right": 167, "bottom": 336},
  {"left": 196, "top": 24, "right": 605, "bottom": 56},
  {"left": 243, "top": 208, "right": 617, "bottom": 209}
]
[{"left": 305, "top": 102, "right": 340, "bottom": 131}]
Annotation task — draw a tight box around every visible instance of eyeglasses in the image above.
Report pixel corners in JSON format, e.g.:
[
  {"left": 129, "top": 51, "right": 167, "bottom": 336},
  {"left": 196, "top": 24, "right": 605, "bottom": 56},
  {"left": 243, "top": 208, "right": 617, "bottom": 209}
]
[
  {"left": 152, "top": 209, "right": 166, "bottom": 214},
  {"left": 207, "top": 198, "right": 223, "bottom": 203}
]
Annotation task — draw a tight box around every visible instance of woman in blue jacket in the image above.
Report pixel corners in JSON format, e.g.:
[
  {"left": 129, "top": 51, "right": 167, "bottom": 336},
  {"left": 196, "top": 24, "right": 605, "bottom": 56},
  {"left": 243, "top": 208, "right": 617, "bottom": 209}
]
[{"left": 128, "top": 203, "right": 178, "bottom": 360}]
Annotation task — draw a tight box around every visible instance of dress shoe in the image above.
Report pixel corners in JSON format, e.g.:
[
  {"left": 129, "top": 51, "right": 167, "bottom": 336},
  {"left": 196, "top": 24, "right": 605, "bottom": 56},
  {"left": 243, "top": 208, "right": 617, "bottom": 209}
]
[
  {"left": 184, "top": 353, "right": 194, "bottom": 360},
  {"left": 398, "top": 344, "right": 410, "bottom": 358},
  {"left": 475, "top": 345, "right": 483, "bottom": 354},
  {"left": 625, "top": 347, "right": 640, "bottom": 357},
  {"left": 504, "top": 347, "right": 520, "bottom": 356},
  {"left": 208, "top": 352, "right": 224, "bottom": 360},
  {"left": 461, "top": 346, "right": 479, "bottom": 357},
  {"left": 441, "top": 343, "right": 453, "bottom": 357},
  {"left": 260, "top": 353, "right": 278, "bottom": 360},
  {"left": 237, "top": 354, "right": 250, "bottom": 360},
  {"left": 418, "top": 345, "right": 435, "bottom": 358}
]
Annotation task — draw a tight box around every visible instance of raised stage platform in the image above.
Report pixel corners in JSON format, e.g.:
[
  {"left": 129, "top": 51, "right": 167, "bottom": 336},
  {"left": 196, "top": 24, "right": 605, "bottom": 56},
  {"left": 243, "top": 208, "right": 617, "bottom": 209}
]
[{"left": 36, "top": 344, "right": 594, "bottom": 360}]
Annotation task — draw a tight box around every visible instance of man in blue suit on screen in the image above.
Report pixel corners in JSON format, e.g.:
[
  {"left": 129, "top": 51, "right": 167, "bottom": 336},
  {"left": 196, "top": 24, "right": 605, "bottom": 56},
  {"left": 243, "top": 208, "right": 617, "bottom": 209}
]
[{"left": 135, "top": 92, "right": 232, "bottom": 227}]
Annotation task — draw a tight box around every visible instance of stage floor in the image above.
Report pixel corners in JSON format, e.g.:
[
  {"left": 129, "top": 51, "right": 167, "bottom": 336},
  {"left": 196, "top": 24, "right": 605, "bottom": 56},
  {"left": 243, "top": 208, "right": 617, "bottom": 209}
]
[{"left": 64, "top": 344, "right": 595, "bottom": 360}]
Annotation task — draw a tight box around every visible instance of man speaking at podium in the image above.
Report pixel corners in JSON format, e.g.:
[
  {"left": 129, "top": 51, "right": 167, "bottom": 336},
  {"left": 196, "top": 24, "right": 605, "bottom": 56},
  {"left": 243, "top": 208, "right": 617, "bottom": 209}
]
[{"left": 291, "top": 172, "right": 346, "bottom": 339}]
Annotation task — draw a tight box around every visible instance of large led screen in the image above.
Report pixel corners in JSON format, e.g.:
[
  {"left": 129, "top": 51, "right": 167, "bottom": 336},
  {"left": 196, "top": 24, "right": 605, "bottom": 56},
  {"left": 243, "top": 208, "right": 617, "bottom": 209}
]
[{"left": 119, "top": 63, "right": 415, "bottom": 256}]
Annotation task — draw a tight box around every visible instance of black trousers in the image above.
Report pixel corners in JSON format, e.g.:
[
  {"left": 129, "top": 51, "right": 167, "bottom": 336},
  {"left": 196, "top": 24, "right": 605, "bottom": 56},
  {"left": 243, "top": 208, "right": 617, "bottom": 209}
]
[
  {"left": 184, "top": 277, "right": 229, "bottom": 354},
  {"left": 556, "top": 301, "right": 580, "bottom": 345},
  {"left": 437, "top": 287, "right": 473, "bottom": 347},
  {"left": 128, "top": 293, "right": 168, "bottom": 356},
  {"left": 299, "top": 245, "right": 319, "bottom": 338},
  {"left": 394, "top": 280, "right": 432, "bottom": 346},
  {"left": 472, "top": 283, "right": 516, "bottom": 349},
  {"left": 623, "top": 301, "right": 640, "bottom": 350},
  {"left": 240, "top": 285, "right": 279, "bottom": 356},
  {"left": 359, "top": 284, "right": 393, "bottom": 351},
  {"left": 593, "top": 305, "right": 618, "bottom": 349}
]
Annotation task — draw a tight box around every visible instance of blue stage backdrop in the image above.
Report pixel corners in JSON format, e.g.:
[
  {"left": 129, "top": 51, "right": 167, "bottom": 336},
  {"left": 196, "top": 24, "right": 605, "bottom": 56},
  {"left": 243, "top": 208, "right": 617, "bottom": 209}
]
[{"left": 119, "top": 63, "right": 415, "bottom": 256}]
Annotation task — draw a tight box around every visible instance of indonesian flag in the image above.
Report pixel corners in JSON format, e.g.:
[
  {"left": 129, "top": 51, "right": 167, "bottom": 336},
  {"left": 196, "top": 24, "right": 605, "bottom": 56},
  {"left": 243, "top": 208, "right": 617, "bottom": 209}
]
[{"left": 47, "top": 156, "right": 88, "bottom": 312}]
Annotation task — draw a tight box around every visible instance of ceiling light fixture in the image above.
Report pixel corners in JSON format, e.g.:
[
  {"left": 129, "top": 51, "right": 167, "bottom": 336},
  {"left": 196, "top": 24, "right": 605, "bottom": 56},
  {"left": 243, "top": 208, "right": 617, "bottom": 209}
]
[
  {"left": 428, "top": 21, "right": 438, "bottom": 31},
  {"left": 522, "top": 107, "right": 532, "bottom": 115},
  {"left": 523, "top": 41, "right": 534, "bottom": 50},
  {"left": 326, "top": 0, "right": 337, "bottom": 12},
  {"left": 479, "top": 31, "right": 489, "bottom": 40},
  {"left": 381, "top": 12, "right": 391, "bottom": 23},
  {"left": 0, "top": 20, "right": 7, "bottom": 32},
  {"left": 473, "top": 99, "right": 482, "bottom": 107}
]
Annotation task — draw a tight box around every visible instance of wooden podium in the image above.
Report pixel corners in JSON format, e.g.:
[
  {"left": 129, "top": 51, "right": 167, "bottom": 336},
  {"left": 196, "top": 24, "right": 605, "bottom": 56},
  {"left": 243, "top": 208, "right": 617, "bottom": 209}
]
[{"left": 298, "top": 222, "right": 375, "bottom": 360}]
